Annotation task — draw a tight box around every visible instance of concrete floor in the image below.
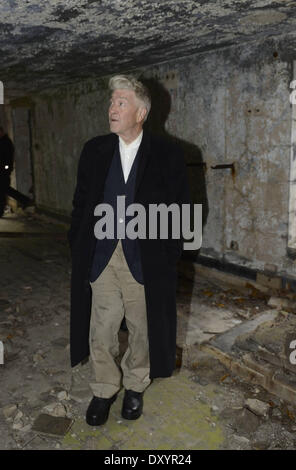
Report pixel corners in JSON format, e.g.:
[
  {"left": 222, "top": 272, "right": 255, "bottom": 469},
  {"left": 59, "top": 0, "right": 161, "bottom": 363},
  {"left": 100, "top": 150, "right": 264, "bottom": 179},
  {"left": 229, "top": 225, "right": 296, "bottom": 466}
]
[{"left": 1, "top": 210, "right": 296, "bottom": 451}]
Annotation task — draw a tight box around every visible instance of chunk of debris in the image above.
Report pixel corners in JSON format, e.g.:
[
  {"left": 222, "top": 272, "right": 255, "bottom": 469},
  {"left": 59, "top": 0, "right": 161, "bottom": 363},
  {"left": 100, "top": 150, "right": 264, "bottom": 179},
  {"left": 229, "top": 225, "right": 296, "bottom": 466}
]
[
  {"left": 57, "top": 390, "right": 69, "bottom": 401},
  {"left": 245, "top": 398, "right": 270, "bottom": 417},
  {"left": 2, "top": 404, "right": 18, "bottom": 419},
  {"left": 42, "top": 402, "right": 67, "bottom": 417},
  {"left": 32, "top": 414, "right": 73, "bottom": 437},
  {"left": 14, "top": 410, "right": 23, "bottom": 422},
  {"left": 267, "top": 297, "right": 296, "bottom": 312},
  {"left": 12, "top": 421, "right": 24, "bottom": 430}
]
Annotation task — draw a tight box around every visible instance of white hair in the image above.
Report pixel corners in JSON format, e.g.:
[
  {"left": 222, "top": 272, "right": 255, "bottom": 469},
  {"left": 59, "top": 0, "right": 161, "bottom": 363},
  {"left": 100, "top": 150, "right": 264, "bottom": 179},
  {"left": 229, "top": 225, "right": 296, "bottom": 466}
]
[{"left": 109, "top": 74, "right": 151, "bottom": 119}]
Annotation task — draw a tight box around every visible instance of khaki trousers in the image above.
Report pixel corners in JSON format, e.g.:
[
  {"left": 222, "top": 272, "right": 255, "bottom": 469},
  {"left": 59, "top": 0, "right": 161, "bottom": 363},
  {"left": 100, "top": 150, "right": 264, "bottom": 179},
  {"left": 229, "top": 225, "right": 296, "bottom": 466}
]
[{"left": 89, "top": 240, "right": 151, "bottom": 398}]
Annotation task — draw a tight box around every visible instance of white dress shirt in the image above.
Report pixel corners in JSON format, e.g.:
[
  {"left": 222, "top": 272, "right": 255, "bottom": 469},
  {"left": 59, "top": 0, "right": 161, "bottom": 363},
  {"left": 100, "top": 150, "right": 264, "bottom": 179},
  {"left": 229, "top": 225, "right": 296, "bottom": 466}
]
[{"left": 119, "top": 130, "right": 143, "bottom": 183}]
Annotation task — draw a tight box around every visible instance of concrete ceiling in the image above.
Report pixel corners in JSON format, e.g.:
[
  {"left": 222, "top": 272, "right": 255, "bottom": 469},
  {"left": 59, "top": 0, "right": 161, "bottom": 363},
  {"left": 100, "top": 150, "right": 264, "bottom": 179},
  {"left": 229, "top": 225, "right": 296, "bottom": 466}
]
[{"left": 1, "top": 0, "right": 296, "bottom": 99}]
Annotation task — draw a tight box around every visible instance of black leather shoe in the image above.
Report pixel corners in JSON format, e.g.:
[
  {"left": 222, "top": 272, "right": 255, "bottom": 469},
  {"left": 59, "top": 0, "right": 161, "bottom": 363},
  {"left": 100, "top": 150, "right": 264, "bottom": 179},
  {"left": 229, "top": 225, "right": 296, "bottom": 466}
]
[
  {"left": 121, "top": 390, "right": 143, "bottom": 420},
  {"left": 86, "top": 394, "right": 117, "bottom": 426}
]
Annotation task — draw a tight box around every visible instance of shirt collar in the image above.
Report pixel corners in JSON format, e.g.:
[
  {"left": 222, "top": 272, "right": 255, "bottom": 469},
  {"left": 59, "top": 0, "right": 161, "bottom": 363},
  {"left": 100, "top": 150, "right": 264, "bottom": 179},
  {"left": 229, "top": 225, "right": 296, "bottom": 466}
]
[{"left": 119, "top": 130, "right": 143, "bottom": 151}]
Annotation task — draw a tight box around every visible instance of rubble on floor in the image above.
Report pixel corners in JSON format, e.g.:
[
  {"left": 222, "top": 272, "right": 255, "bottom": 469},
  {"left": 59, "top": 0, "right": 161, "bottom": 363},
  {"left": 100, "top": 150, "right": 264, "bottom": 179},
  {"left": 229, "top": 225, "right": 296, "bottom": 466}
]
[{"left": 1, "top": 212, "right": 296, "bottom": 450}]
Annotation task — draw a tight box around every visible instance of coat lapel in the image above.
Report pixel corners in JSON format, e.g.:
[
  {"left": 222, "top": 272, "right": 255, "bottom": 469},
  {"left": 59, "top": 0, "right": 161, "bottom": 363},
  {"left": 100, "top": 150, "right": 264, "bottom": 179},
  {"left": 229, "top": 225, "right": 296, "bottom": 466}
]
[
  {"left": 134, "top": 130, "right": 151, "bottom": 196},
  {"left": 92, "top": 133, "right": 118, "bottom": 202},
  {"left": 93, "top": 130, "right": 151, "bottom": 200},
  {"left": 97, "top": 133, "right": 118, "bottom": 174}
]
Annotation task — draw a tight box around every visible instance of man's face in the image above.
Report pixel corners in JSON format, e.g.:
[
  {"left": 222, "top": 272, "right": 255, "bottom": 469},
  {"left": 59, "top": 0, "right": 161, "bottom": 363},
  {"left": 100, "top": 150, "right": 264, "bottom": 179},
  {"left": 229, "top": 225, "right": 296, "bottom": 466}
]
[{"left": 109, "top": 89, "right": 146, "bottom": 141}]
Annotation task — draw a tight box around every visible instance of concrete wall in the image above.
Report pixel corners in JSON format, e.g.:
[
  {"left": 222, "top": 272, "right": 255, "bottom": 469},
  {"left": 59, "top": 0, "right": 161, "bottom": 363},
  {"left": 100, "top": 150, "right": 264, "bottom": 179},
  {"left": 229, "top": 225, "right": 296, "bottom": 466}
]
[
  {"left": 17, "top": 37, "right": 295, "bottom": 277},
  {"left": 29, "top": 78, "right": 110, "bottom": 216}
]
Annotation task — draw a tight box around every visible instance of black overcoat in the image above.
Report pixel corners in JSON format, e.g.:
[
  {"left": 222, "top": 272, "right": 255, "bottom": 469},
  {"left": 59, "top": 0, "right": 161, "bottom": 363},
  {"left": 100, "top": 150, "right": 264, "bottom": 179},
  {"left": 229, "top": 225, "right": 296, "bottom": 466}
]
[{"left": 68, "top": 130, "right": 191, "bottom": 378}]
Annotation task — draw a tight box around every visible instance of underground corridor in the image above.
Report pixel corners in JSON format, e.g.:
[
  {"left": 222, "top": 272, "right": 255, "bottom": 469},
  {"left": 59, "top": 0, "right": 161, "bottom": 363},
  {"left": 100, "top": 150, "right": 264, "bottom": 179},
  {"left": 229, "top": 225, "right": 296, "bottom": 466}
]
[{"left": 1, "top": 0, "right": 296, "bottom": 452}]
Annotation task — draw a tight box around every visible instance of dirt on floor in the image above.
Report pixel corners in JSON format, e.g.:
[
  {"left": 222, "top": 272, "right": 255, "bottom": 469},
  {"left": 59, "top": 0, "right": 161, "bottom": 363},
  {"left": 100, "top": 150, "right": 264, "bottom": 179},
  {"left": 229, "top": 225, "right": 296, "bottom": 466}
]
[{"left": 1, "top": 210, "right": 296, "bottom": 450}]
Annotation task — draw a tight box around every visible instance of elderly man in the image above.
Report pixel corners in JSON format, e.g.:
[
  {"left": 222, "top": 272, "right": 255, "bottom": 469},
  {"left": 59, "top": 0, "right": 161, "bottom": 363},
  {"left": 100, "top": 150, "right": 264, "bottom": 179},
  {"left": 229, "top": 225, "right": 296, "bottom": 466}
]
[{"left": 68, "top": 75, "right": 191, "bottom": 426}]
